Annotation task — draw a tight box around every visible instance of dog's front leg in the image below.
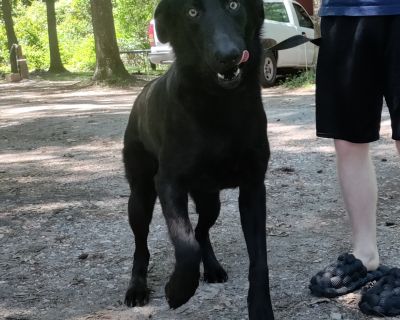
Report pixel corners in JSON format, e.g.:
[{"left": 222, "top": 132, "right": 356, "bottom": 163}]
[
  {"left": 239, "top": 181, "right": 274, "bottom": 320},
  {"left": 155, "top": 175, "right": 201, "bottom": 309}
]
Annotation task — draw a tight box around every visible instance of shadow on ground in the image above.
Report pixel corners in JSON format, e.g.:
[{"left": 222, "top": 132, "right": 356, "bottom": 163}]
[{"left": 1, "top": 80, "right": 399, "bottom": 320}]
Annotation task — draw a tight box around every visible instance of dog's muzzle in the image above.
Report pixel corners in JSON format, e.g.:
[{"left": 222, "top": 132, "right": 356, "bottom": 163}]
[{"left": 217, "top": 50, "right": 249, "bottom": 89}]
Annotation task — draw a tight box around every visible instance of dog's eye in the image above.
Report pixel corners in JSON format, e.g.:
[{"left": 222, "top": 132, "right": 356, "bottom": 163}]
[
  {"left": 188, "top": 8, "right": 199, "bottom": 18},
  {"left": 228, "top": 0, "right": 240, "bottom": 11}
]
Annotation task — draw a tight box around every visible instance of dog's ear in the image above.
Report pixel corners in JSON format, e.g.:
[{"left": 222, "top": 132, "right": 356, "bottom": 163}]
[
  {"left": 254, "top": 0, "right": 264, "bottom": 25},
  {"left": 258, "top": 0, "right": 265, "bottom": 21},
  {"left": 154, "top": 0, "right": 170, "bottom": 44}
]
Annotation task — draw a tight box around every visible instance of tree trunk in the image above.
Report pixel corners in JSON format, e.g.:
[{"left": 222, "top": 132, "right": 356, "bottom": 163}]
[
  {"left": 1, "top": 0, "right": 19, "bottom": 73},
  {"left": 90, "top": 0, "right": 130, "bottom": 80},
  {"left": 313, "top": 0, "right": 321, "bottom": 36},
  {"left": 44, "top": 0, "right": 68, "bottom": 73}
]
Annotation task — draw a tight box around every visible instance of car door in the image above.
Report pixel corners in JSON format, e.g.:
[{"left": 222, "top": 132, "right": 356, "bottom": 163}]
[
  {"left": 292, "top": 2, "right": 315, "bottom": 67},
  {"left": 261, "top": 1, "right": 299, "bottom": 67}
]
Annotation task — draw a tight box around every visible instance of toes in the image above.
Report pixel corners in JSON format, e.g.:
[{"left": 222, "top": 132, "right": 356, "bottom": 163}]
[
  {"left": 125, "top": 284, "right": 150, "bottom": 307},
  {"left": 165, "top": 270, "right": 200, "bottom": 309},
  {"left": 204, "top": 265, "right": 228, "bottom": 283}
]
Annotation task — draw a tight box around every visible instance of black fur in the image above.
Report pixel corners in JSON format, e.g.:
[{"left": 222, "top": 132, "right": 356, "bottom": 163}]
[{"left": 123, "top": 0, "right": 274, "bottom": 318}]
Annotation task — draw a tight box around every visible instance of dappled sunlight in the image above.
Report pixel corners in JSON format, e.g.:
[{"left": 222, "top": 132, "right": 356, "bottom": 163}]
[
  {"left": 3, "top": 103, "right": 127, "bottom": 116},
  {"left": 2, "top": 197, "right": 125, "bottom": 218},
  {"left": 1, "top": 97, "right": 133, "bottom": 120},
  {"left": 70, "top": 306, "right": 157, "bottom": 320},
  {"left": 262, "top": 86, "right": 315, "bottom": 98},
  {"left": 0, "top": 150, "right": 59, "bottom": 164},
  {"left": 0, "top": 307, "right": 33, "bottom": 320},
  {"left": 1, "top": 141, "right": 127, "bottom": 203},
  {"left": 269, "top": 123, "right": 314, "bottom": 139},
  {"left": 0, "top": 82, "right": 137, "bottom": 144},
  {"left": 269, "top": 123, "right": 336, "bottom": 153},
  {"left": 1, "top": 81, "right": 399, "bottom": 320}
]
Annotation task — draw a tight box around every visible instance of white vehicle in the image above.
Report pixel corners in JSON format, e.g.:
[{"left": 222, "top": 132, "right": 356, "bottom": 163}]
[
  {"left": 260, "top": 0, "right": 315, "bottom": 87},
  {"left": 147, "top": 0, "right": 315, "bottom": 86},
  {"left": 148, "top": 20, "right": 175, "bottom": 65}
]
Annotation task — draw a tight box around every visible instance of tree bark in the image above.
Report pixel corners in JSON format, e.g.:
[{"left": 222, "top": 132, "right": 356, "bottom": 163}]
[
  {"left": 1, "top": 0, "right": 19, "bottom": 73},
  {"left": 313, "top": 0, "right": 321, "bottom": 36},
  {"left": 90, "top": 0, "right": 130, "bottom": 80},
  {"left": 44, "top": 0, "right": 68, "bottom": 73}
]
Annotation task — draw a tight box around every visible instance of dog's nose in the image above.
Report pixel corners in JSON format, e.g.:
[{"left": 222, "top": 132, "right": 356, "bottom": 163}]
[{"left": 214, "top": 46, "right": 241, "bottom": 69}]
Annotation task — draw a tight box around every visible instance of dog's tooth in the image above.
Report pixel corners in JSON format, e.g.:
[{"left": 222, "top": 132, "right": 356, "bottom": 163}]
[
  {"left": 234, "top": 69, "right": 240, "bottom": 77},
  {"left": 217, "top": 73, "right": 225, "bottom": 80}
]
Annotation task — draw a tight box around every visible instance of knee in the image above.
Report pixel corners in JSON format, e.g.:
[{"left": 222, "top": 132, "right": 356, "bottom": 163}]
[{"left": 334, "top": 139, "right": 370, "bottom": 160}]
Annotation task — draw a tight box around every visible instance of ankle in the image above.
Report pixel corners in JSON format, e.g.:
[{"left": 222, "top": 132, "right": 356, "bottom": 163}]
[{"left": 352, "top": 249, "right": 380, "bottom": 271}]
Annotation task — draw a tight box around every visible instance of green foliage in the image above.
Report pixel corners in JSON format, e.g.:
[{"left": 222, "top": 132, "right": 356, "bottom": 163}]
[
  {"left": 0, "top": 0, "right": 156, "bottom": 74},
  {"left": 281, "top": 69, "right": 316, "bottom": 89},
  {"left": 14, "top": 1, "right": 49, "bottom": 70},
  {"left": 0, "top": 23, "right": 7, "bottom": 72},
  {"left": 113, "top": 0, "right": 155, "bottom": 50},
  {"left": 56, "top": 0, "right": 96, "bottom": 71}
]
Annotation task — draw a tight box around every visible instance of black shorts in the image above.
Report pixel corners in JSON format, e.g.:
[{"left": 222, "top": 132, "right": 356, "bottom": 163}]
[{"left": 316, "top": 16, "right": 400, "bottom": 143}]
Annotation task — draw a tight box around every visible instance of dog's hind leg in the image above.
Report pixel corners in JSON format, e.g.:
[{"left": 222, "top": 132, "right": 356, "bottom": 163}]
[
  {"left": 191, "top": 191, "right": 228, "bottom": 283},
  {"left": 123, "top": 142, "right": 157, "bottom": 307}
]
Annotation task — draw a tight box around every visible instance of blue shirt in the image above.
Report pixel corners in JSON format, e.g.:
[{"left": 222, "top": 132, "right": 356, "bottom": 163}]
[{"left": 319, "top": 0, "right": 400, "bottom": 16}]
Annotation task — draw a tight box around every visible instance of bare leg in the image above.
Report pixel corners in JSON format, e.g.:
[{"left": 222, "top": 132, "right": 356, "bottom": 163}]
[
  {"left": 334, "top": 139, "right": 379, "bottom": 271},
  {"left": 396, "top": 140, "right": 400, "bottom": 155}
]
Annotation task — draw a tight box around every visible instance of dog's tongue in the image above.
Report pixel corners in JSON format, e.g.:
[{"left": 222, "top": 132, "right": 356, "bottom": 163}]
[{"left": 239, "top": 50, "right": 250, "bottom": 64}]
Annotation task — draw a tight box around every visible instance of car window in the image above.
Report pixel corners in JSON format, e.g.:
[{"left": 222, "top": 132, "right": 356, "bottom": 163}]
[
  {"left": 293, "top": 3, "right": 314, "bottom": 29},
  {"left": 264, "top": 3, "right": 289, "bottom": 23}
]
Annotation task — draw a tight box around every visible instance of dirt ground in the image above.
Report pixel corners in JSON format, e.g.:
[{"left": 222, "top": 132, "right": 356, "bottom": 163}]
[{"left": 1, "top": 79, "right": 399, "bottom": 320}]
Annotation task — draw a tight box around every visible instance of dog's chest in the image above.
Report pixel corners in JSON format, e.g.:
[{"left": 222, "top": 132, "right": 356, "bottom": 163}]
[{"left": 191, "top": 138, "right": 254, "bottom": 190}]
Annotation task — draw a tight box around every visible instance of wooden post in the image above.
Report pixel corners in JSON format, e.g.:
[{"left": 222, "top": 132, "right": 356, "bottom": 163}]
[
  {"left": 16, "top": 45, "right": 29, "bottom": 79},
  {"left": 9, "top": 44, "right": 18, "bottom": 74},
  {"left": 5, "top": 44, "right": 29, "bottom": 82},
  {"left": 6, "top": 44, "right": 21, "bottom": 82}
]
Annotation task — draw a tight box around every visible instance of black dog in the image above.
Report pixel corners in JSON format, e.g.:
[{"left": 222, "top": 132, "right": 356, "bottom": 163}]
[{"left": 123, "top": 0, "right": 273, "bottom": 318}]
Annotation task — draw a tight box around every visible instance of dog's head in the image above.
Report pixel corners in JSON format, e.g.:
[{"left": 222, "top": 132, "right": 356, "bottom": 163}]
[{"left": 155, "top": 0, "right": 264, "bottom": 89}]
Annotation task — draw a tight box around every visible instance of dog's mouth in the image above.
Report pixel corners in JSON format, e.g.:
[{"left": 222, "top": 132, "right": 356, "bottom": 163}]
[
  {"left": 215, "top": 50, "right": 249, "bottom": 89},
  {"left": 217, "top": 66, "right": 242, "bottom": 88}
]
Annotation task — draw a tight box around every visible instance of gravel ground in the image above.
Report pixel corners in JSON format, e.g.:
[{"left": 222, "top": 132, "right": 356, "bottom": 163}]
[{"left": 1, "top": 79, "right": 399, "bottom": 320}]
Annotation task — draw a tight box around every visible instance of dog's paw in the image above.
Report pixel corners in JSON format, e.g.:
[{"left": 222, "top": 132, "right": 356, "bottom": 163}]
[
  {"left": 165, "top": 269, "right": 200, "bottom": 309},
  {"left": 248, "top": 288, "right": 275, "bottom": 320},
  {"left": 124, "top": 280, "right": 150, "bottom": 307},
  {"left": 204, "top": 263, "right": 228, "bottom": 283},
  {"left": 248, "top": 303, "right": 275, "bottom": 320}
]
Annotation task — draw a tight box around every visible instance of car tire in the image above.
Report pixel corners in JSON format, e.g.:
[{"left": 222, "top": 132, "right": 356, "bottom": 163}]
[{"left": 260, "top": 50, "right": 277, "bottom": 88}]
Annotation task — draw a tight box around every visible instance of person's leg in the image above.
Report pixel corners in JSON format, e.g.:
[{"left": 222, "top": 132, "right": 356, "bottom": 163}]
[
  {"left": 334, "top": 139, "right": 379, "bottom": 271},
  {"left": 310, "top": 17, "right": 390, "bottom": 299},
  {"left": 359, "top": 17, "right": 400, "bottom": 315},
  {"left": 384, "top": 16, "right": 400, "bottom": 160}
]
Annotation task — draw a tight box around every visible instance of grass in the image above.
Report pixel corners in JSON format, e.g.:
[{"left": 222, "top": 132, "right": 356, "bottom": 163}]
[
  {"left": 279, "top": 69, "right": 316, "bottom": 89},
  {"left": 2, "top": 67, "right": 315, "bottom": 91},
  {"left": 30, "top": 71, "right": 93, "bottom": 82}
]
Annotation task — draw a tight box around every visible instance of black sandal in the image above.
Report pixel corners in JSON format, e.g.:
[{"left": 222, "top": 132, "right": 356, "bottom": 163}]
[
  {"left": 359, "top": 267, "right": 400, "bottom": 317},
  {"left": 310, "top": 253, "right": 390, "bottom": 298}
]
